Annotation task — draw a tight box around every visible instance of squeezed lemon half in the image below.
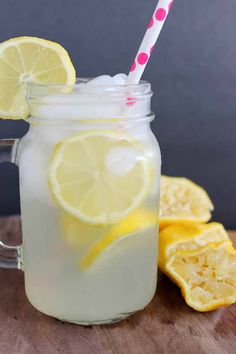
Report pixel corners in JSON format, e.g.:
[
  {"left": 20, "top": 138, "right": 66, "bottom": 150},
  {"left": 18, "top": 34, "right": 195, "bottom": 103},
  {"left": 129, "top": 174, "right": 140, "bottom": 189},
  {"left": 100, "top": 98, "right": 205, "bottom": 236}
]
[
  {"left": 0, "top": 36, "right": 75, "bottom": 119},
  {"left": 49, "top": 131, "right": 152, "bottom": 225},
  {"left": 166, "top": 243, "right": 236, "bottom": 311},
  {"left": 160, "top": 176, "right": 214, "bottom": 229},
  {"left": 158, "top": 222, "right": 231, "bottom": 269},
  {"left": 159, "top": 223, "right": 236, "bottom": 311}
]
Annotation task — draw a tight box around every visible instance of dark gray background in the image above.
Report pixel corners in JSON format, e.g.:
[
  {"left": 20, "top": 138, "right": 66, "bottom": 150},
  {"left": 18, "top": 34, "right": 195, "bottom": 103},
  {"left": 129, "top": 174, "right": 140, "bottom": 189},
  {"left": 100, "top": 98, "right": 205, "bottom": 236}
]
[{"left": 0, "top": 0, "right": 235, "bottom": 228}]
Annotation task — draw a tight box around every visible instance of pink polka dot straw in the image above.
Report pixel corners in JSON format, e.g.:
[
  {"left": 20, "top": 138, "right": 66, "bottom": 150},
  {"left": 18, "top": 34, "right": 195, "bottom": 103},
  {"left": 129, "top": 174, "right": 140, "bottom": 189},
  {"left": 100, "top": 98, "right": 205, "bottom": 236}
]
[{"left": 127, "top": 0, "right": 174, "bottom": 85}]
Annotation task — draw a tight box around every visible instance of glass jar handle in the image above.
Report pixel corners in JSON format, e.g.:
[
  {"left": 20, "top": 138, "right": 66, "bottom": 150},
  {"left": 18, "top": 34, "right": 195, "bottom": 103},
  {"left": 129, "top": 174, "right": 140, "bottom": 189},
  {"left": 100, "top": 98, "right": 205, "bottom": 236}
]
[{"left": 0, "top": 138, "right": 23, "bottom": 269}]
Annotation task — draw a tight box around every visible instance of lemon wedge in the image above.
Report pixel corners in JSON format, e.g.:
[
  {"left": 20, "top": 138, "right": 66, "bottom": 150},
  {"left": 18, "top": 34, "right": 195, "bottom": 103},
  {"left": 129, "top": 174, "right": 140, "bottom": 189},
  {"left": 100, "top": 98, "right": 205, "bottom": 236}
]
[
  {"left": 0, "top": 36, "right": 75, "bottom": 119},
  {"left": 160, "top": 176, "right": 214, "bottom": 229},
  {"left": 49, "top": 131, "right": 151, "bottom": 225}
]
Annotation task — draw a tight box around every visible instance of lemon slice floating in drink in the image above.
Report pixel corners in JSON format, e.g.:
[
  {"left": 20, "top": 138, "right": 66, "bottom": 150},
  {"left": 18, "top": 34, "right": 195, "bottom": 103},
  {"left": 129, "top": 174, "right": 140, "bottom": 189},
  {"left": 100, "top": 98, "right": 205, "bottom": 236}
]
[
  {"left": 49, "top": 131, "right": 152, "bottom": 225},
  {"left": 80, "top": 209, "right": 157, "bottom": 268},
  {"left": 0, "top": 36, "right": 75, "bottom": 119}
]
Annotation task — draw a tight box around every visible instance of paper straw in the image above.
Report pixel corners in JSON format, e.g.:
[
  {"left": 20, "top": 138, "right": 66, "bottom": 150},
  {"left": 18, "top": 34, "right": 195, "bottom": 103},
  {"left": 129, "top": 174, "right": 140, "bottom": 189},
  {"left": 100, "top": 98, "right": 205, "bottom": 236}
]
[{"left": 127, "top": 0, "right": 174, "bottom": 84}]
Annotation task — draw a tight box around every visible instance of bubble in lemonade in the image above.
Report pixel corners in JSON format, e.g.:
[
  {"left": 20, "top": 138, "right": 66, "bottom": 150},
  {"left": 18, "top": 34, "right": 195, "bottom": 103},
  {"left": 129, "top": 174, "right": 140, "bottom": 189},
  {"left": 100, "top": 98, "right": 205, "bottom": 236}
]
[{"left": 18, "top": 74, "right": 161, "bottom": 324}]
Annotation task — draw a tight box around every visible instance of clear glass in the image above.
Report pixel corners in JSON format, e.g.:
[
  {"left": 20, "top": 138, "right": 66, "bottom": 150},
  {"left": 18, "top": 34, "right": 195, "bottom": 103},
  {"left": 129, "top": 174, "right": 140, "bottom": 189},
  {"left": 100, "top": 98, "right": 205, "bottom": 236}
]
[{"left": 13, "top": 79, "right": 161, "bottom": 324}]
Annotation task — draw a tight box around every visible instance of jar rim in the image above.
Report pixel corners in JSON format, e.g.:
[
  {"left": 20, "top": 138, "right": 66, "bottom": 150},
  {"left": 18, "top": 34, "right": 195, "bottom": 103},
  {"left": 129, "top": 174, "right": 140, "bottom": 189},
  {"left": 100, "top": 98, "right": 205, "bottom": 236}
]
[
  {"left": 28, "top": 77, "right": 151, "bottom": 89},
  {"left": 27, "top": 77, "right": 152, "bottom": 99},
  {"left": 27, "top": 77, "right": 154, "bottom": 125}
]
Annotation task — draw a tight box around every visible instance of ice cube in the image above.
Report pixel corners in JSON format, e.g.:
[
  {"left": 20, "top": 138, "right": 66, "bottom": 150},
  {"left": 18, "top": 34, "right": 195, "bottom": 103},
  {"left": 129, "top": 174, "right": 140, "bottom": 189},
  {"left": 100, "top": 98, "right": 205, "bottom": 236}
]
[
  {"left": 87, "top": 75, "right": 114, "bottom": 86},
  {"left": 113, "top": 73, "right": 128, "bottom": 86},
  {"left": 19, "top": 139, "right": 54, "bottom": 206},
  {"left": 105, "top": 147, "right": 140, "bottom": 177}
]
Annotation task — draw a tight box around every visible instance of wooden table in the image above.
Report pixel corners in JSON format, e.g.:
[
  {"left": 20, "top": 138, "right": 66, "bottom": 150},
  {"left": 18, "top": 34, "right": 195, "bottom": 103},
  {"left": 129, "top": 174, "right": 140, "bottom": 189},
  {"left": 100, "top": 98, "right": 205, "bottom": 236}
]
[{"left": 0, "top": 216, "right": 235, "bottom": 354}]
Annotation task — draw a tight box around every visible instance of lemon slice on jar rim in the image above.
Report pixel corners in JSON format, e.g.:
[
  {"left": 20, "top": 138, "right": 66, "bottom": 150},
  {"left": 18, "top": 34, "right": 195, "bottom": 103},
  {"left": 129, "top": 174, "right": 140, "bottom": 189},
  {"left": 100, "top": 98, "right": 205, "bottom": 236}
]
[{"left": 0, "top": 36, "right": 75, "bottom": 119}]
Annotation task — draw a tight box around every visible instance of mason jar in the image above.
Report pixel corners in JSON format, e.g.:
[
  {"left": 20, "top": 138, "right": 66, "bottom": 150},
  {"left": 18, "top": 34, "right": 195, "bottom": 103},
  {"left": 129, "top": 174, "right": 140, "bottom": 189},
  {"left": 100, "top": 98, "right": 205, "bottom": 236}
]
[{"left": 0, "top": 79, "right": 161, "bottom": 325}]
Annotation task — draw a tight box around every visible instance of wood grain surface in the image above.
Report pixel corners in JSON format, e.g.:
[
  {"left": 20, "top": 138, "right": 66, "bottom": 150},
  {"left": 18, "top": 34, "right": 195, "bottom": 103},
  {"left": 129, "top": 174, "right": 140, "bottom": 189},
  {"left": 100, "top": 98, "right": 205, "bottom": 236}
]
[{"left": 0, "top": 216, "right": 235, "bottom": 354}]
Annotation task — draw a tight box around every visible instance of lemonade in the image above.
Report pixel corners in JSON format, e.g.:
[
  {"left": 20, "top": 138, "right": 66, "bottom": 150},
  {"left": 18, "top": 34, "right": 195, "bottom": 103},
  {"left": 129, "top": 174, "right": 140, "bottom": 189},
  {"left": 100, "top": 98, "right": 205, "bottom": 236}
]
[
  {"left": 17, "top": 77, "right": 161, "bottom": 324},
  {"left": 0, "top": 36, "right": 161, "bottom": 324}
]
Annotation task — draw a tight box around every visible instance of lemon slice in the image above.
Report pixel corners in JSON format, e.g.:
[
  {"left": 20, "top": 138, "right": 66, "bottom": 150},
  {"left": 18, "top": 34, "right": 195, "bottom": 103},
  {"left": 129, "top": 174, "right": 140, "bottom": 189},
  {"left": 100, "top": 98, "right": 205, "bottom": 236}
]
[
  {"left": 159, "top": 222, "right": 231, "bottom": 270},
  {"left": 165, "top": 243, "right": 236, "bottom": 311},
  {"left": 80, "top": 209, "right": 157, "bottom": 268},
  {"left": 0, "top": 36, "right": 75, "bottom": 119},
  {"left": 49, "top": 131, "right": 151, "bottom": 225},
  {"left": 160, "top": 176, "right": 214, "bottom": 229}
]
